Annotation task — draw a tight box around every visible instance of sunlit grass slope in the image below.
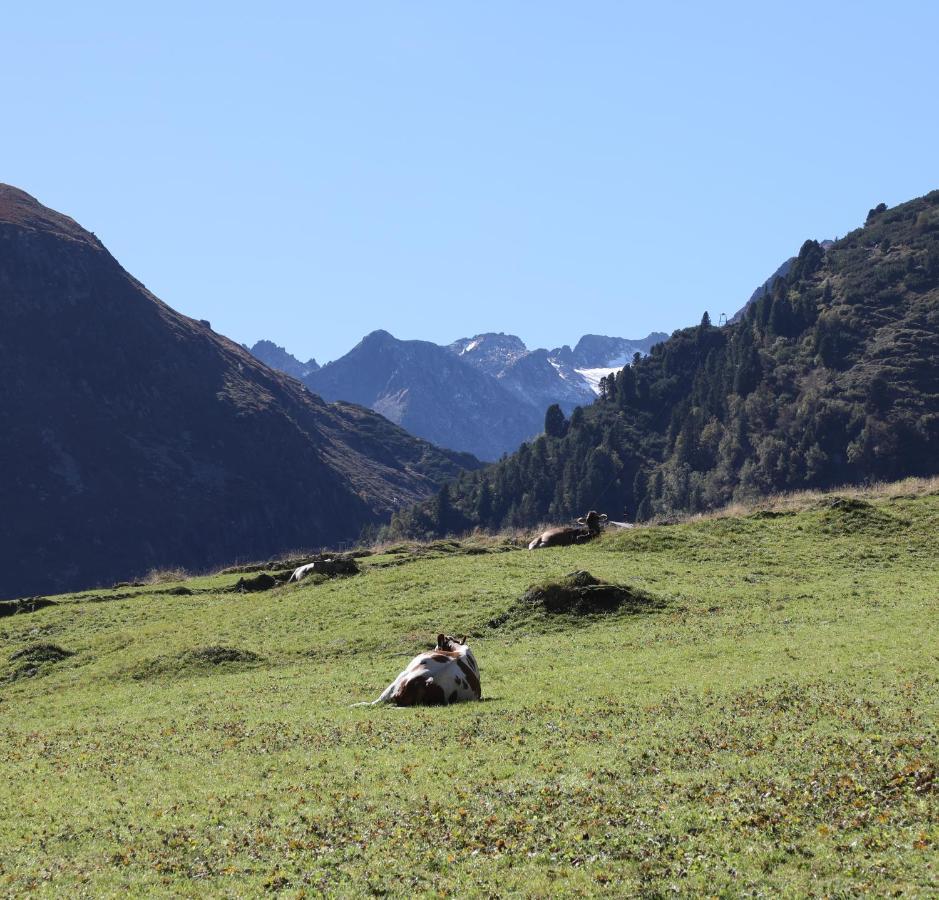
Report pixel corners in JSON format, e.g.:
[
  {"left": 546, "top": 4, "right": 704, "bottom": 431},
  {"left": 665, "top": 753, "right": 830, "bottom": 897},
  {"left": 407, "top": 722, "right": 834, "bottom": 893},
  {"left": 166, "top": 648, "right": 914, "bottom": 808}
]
[{"left": 1, "top": 490, "right": 937, "bottom": 896}]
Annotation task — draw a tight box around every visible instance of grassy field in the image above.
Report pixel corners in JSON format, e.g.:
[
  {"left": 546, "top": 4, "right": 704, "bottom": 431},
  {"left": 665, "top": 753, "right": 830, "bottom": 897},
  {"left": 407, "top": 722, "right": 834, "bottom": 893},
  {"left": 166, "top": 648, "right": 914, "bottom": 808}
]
[{"left": 1, "top": 488, "right": 937, "bottom": 897}]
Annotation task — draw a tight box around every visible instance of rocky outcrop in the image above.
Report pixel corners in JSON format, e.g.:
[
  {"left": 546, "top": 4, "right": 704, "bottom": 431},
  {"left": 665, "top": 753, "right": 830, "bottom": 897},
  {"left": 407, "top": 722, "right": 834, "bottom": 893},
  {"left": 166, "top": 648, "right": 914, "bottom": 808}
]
[{"left": 248, "top": 340, "right": 319, "bottom": 379}]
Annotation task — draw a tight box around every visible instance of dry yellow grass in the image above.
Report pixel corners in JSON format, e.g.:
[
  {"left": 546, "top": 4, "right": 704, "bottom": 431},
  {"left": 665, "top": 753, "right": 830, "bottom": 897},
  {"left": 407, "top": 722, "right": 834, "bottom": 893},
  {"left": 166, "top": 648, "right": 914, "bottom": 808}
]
[
  {"left": 652, "top": 475, "right": 939, "bottom": 526},
  {"left": 142, "top": 566, "right": 190, "bottom": 584}
]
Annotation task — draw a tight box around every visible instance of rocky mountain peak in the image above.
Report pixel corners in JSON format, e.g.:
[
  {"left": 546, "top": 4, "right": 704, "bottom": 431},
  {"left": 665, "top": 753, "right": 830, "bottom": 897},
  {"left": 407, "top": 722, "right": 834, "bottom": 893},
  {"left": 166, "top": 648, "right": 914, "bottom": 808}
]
[
  {"left": 0, "top": 184, "right": 101, "bottom": 247},
  {"left": 448, "top": 333, "right": 529, "bottom": 374},
  {"left": 248, "top": 340, "right": 319, "bottom": 380}
]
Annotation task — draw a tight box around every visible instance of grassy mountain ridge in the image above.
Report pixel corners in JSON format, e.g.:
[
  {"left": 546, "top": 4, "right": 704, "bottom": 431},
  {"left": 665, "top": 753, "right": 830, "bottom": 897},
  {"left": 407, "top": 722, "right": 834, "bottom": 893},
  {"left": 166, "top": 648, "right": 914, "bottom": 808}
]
[
  {"left": 1, "top": 482, "right": 936, "bottom": 894},
  {"left": 392, "top": 190, "right": 939, "bottom": 536},
  {"left": 0, "top": 185, "right": 476, "bottom": 599}
]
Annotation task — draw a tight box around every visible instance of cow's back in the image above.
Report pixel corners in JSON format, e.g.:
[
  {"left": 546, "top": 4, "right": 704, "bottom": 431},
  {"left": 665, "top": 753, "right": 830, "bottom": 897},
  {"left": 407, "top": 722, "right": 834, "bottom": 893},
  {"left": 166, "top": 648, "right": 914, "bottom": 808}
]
[{"left": 389, "top": 647, "right": 481, "bottom": 705}]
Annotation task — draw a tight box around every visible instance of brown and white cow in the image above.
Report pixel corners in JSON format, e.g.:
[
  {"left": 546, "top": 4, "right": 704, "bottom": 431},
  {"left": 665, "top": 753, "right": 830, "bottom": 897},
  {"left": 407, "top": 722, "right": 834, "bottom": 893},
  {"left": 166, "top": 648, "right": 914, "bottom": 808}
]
[
  {"left": 528, "top": 510, "right": 608, "bottom": 550},
  {"left": 363, "top": 634, "right": 482, "bottom": 706}
]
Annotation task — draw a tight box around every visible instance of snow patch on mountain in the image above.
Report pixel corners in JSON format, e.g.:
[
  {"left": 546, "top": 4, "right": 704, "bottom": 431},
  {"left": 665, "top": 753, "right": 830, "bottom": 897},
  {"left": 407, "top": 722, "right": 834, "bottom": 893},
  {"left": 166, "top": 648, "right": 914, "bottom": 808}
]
[
  {"left": 575, "top": 367, "right": 622, "bottom": 394},
  {"left": 548, "top": 359, "right": 570, "bottom": 381}
]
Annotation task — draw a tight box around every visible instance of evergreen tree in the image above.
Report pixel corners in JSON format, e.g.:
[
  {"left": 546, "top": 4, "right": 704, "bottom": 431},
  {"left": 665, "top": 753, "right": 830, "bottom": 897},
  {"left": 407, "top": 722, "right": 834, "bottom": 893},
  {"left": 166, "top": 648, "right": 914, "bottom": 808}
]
[
  {"left": 432, "top": 484, "right": 454, "bottom": 534},
  {"left": 544, "top": 403, "right": 567, "bottom": 438}
]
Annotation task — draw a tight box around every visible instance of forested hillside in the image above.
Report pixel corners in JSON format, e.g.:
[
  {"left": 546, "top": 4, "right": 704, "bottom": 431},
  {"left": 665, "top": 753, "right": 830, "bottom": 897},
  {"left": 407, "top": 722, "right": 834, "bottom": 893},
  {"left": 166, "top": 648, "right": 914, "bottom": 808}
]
[{"left": 391, "top": 191, "right": 939, "bottom": 536}]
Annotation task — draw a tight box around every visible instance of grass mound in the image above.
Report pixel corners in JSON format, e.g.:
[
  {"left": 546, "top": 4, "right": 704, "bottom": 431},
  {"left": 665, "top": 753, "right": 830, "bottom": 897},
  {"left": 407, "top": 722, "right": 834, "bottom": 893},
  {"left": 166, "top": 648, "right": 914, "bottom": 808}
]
[
  {"left": 524, "top": 570, "right": 660, "bottom": 615},
  {"left": 370, "top": 537, "right": 520, "bottom": 569},
  {"left": 5, "top": 642, "right": 75, "bottom": 682},
  {"left": 231, "top": 572, "right": 281, "bottom": 592},
  {"left": 130, "top": 645, "right": 264, "bottom": 681},
  {"left": 225, "top": 556, "right": 361, "bottom": 590},
  {"left": 220, "top": 549, "right": 373, "bottom": 576},
  {"left": 182, "top": 646, "right": 263, "bottom": 666},
  {"left": 0, "top": 596, "right": 56, "bottom": 618},
  {"left": 815, "top": 495, "right": 898, "bottom": 535},
  {"left": 10, "top": 643, "right": 74, "bottom": 664},
  {"left": 490, "top": 570, "right": 662, "bottom": 628}
]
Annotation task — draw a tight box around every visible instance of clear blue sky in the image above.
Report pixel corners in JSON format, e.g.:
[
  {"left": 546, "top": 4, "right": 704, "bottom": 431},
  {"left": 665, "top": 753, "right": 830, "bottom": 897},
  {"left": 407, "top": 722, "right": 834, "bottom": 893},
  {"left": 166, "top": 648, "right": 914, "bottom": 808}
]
[{"left": 5, "top": 2, "right": 938, "bottom": 363}]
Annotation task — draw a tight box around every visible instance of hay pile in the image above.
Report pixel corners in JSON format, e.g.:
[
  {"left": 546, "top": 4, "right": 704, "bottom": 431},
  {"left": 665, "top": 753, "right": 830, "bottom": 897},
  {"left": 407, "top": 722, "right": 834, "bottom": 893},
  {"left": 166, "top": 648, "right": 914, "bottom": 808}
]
[
  {"left": 520, "top": 570, "right": 658, "bottom": 615},
  {"left": 489, "top": 570, "right": 662, "bottom": 629}
]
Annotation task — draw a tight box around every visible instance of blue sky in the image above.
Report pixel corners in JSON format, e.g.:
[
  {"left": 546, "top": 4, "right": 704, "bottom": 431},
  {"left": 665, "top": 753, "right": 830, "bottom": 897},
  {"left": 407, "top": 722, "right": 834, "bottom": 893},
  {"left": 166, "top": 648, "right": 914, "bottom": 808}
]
[{"left": 5, "top": 2, "right": 938, "bottom": 363}]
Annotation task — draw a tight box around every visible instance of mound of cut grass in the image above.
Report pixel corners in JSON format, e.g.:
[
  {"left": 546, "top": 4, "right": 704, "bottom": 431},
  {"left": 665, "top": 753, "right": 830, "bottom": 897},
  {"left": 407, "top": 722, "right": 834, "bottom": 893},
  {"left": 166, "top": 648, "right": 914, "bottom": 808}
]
[
  {"left": 5, "top": 642, "right": 75, "bottom": 682},
  {"left": 230, "top": 572, "right": 281, "bottom": 593},
  {"left": 129, "top": 645, "right": 264, "bottom": 681},
  {"left": 813, "top": 495, "right": 901, "bottom": 535},
  {"left": 0, "top": 596, "right": 56, "bottom": 618},
  {"left": 490, "top": 570, "right": 662, "bottom": 629}
]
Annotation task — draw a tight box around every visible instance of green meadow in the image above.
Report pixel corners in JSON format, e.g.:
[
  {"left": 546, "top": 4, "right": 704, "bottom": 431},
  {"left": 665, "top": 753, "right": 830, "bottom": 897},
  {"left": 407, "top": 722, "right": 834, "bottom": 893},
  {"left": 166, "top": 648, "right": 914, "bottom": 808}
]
[{"left": 1, "top": 488, "right": 937, "bottom": 897}]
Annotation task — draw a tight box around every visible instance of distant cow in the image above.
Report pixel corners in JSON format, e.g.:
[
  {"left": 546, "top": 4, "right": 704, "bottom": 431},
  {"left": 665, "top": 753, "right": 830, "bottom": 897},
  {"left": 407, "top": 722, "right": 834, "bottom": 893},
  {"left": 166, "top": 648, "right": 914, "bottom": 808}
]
[
  {"left": 528, "top": 510, "right": 608, "bottom": 550},
  {"left": 290, "top": 556, "right": 358, "bottom": 581},
  {"left": 360, "top": 634, "right": 482, "bottom": 706}
]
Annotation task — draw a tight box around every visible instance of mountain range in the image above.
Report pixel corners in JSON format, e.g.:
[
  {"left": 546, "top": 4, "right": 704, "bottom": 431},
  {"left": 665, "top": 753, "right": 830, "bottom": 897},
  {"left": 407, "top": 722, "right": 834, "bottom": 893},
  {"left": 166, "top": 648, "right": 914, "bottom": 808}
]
[
  {"left": 249, "top": 330, "right": 665, "bottom": 460},
  {"left": 0, "top": 185, "right": 477, "bottom": 599}
]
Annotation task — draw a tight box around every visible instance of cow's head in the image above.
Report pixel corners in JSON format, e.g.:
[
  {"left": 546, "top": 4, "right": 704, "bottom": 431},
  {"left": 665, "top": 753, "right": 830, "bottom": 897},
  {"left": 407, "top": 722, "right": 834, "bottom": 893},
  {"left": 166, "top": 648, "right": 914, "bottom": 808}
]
[
  {"left": 436, "top": 633, "right": 466, "bottom": 651},
  {"left": 575, "top": 511, "right": 608, "bottom": 534}
]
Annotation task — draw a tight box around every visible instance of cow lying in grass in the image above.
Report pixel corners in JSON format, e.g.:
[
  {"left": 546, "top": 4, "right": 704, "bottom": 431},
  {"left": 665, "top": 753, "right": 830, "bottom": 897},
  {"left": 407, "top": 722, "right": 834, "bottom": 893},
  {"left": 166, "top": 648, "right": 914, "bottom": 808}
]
[
  {"left": 528, "top": 510, "right": 608, "bottom": 550},
  {"left": 359, "top": 634, "right": 482, "bottom": 706}
]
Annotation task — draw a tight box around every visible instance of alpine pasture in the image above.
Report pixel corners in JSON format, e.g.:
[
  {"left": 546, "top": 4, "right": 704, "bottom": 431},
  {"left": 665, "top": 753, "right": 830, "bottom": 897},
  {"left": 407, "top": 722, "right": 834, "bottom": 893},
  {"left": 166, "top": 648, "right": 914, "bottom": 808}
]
[{"left": 1, "top": 484, "right": 937, "bottom": 896}]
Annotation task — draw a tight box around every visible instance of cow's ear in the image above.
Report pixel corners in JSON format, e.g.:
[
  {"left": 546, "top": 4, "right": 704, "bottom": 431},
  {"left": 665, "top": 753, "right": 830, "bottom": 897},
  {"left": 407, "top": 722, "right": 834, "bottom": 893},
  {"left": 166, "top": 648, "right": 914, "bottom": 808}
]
[
  {"left": 575, "top": 516, "right": 585, "bottom": 524},
  {"left": 600, "top": 514, "right": 608, "bottom": 521},
  {"left": 436, "top": 633, "right": 446, "bottom": 649},
  {"left": 458, "top": 634, "right": 466, "bottom": 644}
]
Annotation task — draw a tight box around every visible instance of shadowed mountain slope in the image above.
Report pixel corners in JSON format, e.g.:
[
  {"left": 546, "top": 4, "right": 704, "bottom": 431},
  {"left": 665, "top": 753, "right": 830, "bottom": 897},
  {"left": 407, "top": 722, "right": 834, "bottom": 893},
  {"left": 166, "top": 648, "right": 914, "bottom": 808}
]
[
  {"left": 303, "top": 330, "right": 545, "bottom": 461},
  {"left": 0, "top": 185, "right": 476, "bottom": 598}
]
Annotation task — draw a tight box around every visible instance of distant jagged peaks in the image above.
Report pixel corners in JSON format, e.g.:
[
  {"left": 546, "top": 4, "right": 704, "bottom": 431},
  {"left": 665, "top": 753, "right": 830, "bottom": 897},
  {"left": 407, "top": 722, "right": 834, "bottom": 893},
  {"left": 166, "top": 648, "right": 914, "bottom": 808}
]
[
  {"left": 560, "top": 333, "right": 669, "bottom": 368},
  {"left": 299, "top": 331, "right": 542, "bottom": 462},
  {"left": 449, "top": 331, "right": 666, "bottom": 376},
  {"left": 449, "top": 333, "right": 529, "bottom": 373},
  {"left": 249, "top": 327, "right": 667, "bottom": 460},
  {"left": 248, "top": 340, "right": 319, "bottom": 380}
]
